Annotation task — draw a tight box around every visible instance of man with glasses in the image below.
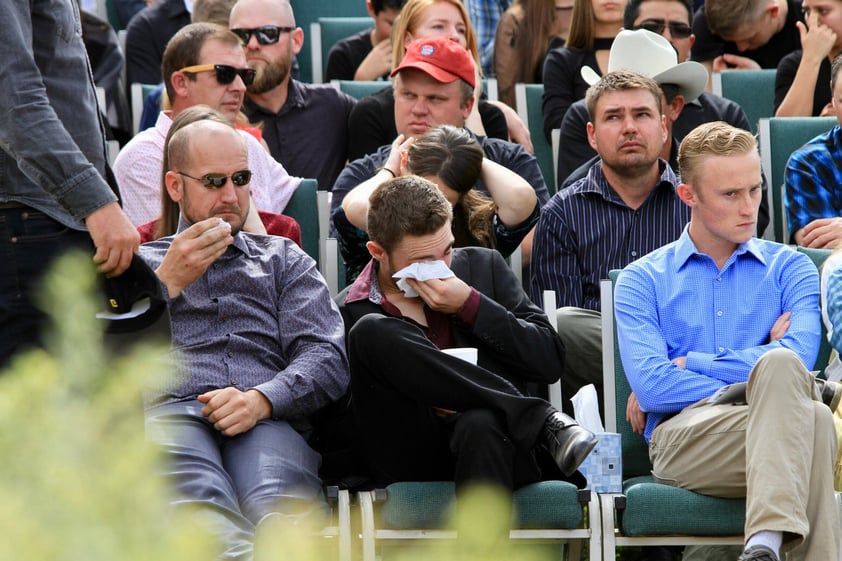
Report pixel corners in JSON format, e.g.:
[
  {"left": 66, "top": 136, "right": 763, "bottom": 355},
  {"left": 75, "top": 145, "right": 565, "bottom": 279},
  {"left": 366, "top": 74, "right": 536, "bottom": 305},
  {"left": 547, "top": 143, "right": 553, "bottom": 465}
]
[
  {"left": 139, "top": 116, "right": 349, "bottom": 559},
  {"left": 228, "top": 0, "right": 357, "bottom": 192},
  {"left": 114, "top": 22, "right": 302, "bottom": 227}
]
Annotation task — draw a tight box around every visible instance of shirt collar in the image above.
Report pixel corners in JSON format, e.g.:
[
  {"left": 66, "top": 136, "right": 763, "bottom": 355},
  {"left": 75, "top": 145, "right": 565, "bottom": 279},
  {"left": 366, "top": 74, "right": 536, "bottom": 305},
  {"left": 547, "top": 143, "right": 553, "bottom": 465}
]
[
  {"left": 674, "top": 225, "right": 767, "bottom": 271},
  {"left": 582, "top": 159, "right": 679, "bottom": 202},
  {"left": 345, "top": 259, "right": 384, "bottom": 305},
  {"left": 243, "top": 79, "right": 306, "bottom": 116}
]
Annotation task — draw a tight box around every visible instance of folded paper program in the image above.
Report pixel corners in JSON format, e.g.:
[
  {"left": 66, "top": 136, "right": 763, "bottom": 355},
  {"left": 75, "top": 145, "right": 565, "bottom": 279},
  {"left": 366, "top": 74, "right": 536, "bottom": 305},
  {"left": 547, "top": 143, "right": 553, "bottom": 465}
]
[{"left": 392, "top": 260, "right": 456, "bottom": 297}]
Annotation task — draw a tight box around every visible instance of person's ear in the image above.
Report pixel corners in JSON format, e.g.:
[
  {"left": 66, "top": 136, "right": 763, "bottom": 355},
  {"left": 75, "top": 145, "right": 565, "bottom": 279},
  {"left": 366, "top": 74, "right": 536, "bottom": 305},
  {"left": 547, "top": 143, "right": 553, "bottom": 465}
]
[
  {"left": 165, "top": 171, "right": 184, "bottom": 203},
  {"left": 170, "top": 71, "right": 190, "bottom": 99},
  {"left": 586, "top": 121, "right": 598, "bottom": 151},
  {"left": 677, "top": 182, "right": 697, "bottom": 207},
  {"left": 366, "top": 0, "right": 376, "bottom": 19},
  {"left": 291, "top": 27, "right": 305, "bottom": 55},
  {"left": 668, "top": 95, "right": 686, "bottom": 122},
  {"left": 366, "top": 240, "right": 386, "bottom": 261}
]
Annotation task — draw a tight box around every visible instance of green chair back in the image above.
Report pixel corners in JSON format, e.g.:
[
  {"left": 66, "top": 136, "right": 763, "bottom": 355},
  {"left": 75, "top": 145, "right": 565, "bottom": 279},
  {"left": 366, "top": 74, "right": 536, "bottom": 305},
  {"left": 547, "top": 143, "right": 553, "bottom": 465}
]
[
  {"left": 330, "top": 80, "right": 389, "bottom": 100},
  {"left": 515, "top": 83, "right": 555, "bottom": 195},
  {"left": 712, "top": 69, "right": 777, "bottom": 133},
  {"left": 284, "top": 178, "right": 320, "bottom": 264},
  {"left": 797, "top": 246, "right": 834, "bottom": 378},
  {"left": 290, "top": 0, "right": 369, "bottom": 83},
  {"left": 311, "top": 17, "right": 374, "bottom": 83},
  {"left": 758, "top": 116, "right": 836, "bottom": 243}
]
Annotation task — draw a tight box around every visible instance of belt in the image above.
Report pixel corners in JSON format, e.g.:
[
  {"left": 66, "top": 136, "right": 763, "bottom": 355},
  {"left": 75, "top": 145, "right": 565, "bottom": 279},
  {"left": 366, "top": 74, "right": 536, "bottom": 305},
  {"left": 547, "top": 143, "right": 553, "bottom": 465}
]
[{"left": 0, "top": 202, "right": 27, "bottom": 209}]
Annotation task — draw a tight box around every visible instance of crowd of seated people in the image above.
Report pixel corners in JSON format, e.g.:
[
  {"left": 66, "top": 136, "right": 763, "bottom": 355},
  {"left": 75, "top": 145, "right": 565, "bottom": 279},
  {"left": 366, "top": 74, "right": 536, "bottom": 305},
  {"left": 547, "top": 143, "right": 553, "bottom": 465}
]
[{"left": 11, "top": 0, "right": 842, "bottom": 560}]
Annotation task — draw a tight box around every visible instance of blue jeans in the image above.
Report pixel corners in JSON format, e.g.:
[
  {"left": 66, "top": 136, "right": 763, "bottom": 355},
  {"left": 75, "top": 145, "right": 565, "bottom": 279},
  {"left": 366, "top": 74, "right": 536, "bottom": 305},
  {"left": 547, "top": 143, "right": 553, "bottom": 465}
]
[
  {"left": 144, "top": 400, "right": 323, "bottom": 560},
  {"left": 0, "top": 207, "right": 91, "bottom": 367}
]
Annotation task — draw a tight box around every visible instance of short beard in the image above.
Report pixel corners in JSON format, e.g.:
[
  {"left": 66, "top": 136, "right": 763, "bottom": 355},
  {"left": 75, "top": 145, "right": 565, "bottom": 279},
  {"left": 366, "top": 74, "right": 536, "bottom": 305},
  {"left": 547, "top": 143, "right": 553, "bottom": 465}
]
[{"left": 248, "top": 59, "right": 290, "bottom": 94}]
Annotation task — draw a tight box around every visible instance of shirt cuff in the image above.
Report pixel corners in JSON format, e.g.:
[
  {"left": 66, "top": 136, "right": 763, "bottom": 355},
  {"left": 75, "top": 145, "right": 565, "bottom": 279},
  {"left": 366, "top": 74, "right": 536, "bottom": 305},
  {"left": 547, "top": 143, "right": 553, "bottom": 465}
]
[
  {"left": 685, "top": 351, "right": 713, "bottom": 377},
  {"left": 455, "top": 288, "right": 481, "bottom": 325}
]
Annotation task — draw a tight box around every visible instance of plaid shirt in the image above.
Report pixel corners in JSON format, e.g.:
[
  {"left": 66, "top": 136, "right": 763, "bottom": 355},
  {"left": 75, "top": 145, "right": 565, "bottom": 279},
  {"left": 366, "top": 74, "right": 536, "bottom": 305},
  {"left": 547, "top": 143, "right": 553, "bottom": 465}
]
[
  {"left": 784, "top": 125, "right": 842, "bottom": 242},
  {"left": 465, "top": 0, "right": 511, "bottom": 75}
]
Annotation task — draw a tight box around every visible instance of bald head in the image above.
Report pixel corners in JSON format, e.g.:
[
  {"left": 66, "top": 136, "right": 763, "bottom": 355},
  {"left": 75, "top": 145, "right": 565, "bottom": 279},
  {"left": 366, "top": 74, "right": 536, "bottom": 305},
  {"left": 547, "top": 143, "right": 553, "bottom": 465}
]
[
  {"left": 229, "top": 0, "right": 295, "bottom": 26},
  {"left": 168, "top": 120, "right": 247, "bottom": 174}
]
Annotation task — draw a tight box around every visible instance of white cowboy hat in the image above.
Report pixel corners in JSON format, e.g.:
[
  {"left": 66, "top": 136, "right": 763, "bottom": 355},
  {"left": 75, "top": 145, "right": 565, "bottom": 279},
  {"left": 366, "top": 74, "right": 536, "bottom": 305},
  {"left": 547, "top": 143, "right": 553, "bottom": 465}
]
[{"left": 580, "top": 28, "right": 708, "bottom": 102}]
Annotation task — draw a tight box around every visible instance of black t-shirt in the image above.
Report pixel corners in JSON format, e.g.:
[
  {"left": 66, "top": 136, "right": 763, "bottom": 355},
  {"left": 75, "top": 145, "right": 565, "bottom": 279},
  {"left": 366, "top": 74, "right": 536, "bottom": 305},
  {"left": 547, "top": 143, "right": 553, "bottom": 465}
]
[
  {"left": 774, "top": 50, "right": 832, "bottom": 115},
  {"left": 346, "top": 86, "right": 509, "bottom": 161},
  {"left": 691, "top": 0, "right": 802, "bottom": 68},
  {"left": 325, "top": 28, "right": 390, "bottom": 82}
]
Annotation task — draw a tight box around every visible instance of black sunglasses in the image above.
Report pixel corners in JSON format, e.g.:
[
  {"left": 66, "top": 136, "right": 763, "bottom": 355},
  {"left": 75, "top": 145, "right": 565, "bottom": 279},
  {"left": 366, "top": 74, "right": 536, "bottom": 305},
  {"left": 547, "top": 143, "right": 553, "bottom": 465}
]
[
  {"left": 178, "top": 64, "right": 256, "bottom": 86},
  {"left": 635, "top": 19, "right": 693, "bottom": 39},
  {"left": 231, "top": 26, "right": 296, "bottom": 45},
  {"left": 177, "top": 170, "right": 253, "bottom": 189}
]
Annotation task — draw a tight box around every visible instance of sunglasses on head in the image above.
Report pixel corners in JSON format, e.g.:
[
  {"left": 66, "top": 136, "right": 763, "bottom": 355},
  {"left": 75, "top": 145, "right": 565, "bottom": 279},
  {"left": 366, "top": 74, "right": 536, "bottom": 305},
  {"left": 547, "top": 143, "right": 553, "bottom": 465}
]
[
  {"left": 635, "top": 19, "right": 693, "bottom": 39},
  {"left": 177, "top": 170, "right": 253, "bottom": 189},
  {"left": 178, "top": 64, "right": 256, "bottom": 86},
  {"left": 230, "top": 25, "right": 296, "bottom": 46}
]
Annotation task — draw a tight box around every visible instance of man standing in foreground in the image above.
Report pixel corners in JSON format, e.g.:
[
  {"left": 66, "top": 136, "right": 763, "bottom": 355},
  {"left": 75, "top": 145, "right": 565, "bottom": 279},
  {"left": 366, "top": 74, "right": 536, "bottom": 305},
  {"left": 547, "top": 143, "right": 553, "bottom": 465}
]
[
  {"left": 615, "top": 121, "right": 840, "bottom": 561},
  {"left": 1, "top": 0, "right": 139, "bottom": 367}
]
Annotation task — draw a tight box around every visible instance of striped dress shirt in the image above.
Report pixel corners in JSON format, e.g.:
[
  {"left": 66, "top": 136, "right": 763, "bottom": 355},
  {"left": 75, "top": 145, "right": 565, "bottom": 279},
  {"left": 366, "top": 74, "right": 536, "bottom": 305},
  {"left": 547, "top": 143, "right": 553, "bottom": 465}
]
[{"left": 530, "top": 160, "right": 690, "bottom": 310}]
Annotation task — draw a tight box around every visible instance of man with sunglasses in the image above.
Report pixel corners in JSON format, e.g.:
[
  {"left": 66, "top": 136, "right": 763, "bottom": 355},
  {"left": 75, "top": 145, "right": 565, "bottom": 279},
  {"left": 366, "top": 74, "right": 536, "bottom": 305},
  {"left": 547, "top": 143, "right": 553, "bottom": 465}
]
[
  {"left": 114, "top": 22, "right": 302, "bottom": 227},
  {"left": 228, "top": 0, "right": 357, "bottom": 192},
  {"left": 138, "top": 117, "right": 349, "bottom": 559}
]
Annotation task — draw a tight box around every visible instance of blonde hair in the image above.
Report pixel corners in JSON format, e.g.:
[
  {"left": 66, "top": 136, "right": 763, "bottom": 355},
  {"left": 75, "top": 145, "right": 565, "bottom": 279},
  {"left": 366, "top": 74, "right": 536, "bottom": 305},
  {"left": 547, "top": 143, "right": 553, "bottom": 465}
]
[
  {"left": 390, "top": 0, "right": 479, "bottom": 68},
  {"left": 678, "top": 121, "right": 757, "bottom": 186}
]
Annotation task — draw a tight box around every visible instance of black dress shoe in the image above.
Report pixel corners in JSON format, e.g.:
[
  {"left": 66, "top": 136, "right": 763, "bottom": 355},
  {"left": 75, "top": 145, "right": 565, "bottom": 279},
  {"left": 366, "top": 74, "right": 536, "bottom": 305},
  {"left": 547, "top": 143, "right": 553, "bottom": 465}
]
[
  {"left": 816, "top": 379, "right": 842, "bottom": 411},
  {"left": 541, "top": 411, "right": 598, "bottom": 476}
]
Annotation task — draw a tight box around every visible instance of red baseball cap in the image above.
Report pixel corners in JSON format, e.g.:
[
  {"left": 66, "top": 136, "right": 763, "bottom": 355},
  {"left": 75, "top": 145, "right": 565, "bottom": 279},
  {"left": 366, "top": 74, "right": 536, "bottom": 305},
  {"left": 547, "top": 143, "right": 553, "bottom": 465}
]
[{"left": 391, "top": 36, "right": 476, "bottom": 88}]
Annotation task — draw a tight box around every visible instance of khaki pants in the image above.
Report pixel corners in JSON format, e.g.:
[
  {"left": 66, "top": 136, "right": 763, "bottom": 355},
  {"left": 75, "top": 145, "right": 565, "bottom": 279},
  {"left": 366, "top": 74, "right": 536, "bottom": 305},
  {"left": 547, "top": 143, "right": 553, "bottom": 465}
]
[{"left": 649, "top": 348, "right": 839, "bottom": 561}]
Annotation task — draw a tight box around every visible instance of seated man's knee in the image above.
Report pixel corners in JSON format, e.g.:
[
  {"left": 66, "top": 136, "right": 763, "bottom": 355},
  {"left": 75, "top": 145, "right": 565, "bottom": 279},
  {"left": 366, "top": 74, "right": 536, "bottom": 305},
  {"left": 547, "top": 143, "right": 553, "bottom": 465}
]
[{"left": 450, "top": 409, "right": 511, "bottom": 452}]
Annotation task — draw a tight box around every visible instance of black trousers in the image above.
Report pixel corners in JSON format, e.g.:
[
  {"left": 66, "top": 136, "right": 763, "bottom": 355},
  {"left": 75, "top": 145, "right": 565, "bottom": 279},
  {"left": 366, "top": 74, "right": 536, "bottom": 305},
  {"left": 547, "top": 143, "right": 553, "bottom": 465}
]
[{"left": 348, "top": 314, "right": 555, "bottom": 490}]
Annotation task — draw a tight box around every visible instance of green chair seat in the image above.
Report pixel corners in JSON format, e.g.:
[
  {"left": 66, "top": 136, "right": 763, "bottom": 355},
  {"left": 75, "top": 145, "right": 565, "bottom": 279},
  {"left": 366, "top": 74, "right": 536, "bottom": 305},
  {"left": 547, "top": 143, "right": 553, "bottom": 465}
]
[
  {"left": 379, "top": 480, "right": 584, "bottom": 531},
  {"left": 620, "top": 476, "right": 745, "bottom": 537}
]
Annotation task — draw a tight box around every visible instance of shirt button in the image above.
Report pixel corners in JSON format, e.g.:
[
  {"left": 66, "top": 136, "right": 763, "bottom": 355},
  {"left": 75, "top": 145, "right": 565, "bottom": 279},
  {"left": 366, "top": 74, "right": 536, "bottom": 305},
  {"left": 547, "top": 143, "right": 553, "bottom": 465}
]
[
  {"left": 631, "top": 250, "right": 638, "bottom": 257},
  {"left": 227, "top": 351, "right": 233, "bottom": 358},
  {"left": 718, "top": 346, "right": 725, "bottom": 352},
  {"left": 716, "top": 277, "right": 722, "bottom": 282},
  {"left": 716, "top": 311, "right": 723, "bottom": 317}
]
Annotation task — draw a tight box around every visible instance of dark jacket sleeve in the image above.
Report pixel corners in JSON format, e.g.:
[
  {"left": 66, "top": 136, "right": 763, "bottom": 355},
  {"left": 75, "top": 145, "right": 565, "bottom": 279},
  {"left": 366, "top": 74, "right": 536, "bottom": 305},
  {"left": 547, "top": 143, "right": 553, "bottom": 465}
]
[
  {"left": 452, "top": 247, "right": 565, "bottom": 385},
  {"left": 556, "top": 100, "right": 596, "bottom": 186}
]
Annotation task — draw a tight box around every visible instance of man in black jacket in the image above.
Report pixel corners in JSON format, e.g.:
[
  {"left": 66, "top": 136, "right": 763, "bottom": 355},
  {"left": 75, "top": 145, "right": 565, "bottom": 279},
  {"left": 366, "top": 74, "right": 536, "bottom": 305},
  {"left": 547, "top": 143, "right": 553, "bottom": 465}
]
[{"left": 334, "top": 175, "right": 596, "bottom": 491}]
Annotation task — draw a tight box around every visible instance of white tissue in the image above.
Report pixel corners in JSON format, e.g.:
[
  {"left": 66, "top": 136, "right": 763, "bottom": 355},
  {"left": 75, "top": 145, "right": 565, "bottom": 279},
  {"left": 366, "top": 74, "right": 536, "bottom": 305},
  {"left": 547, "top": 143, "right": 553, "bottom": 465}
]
[
  {"left": 571, "top": 384, "right": 605, "bottom": 433},
  {"left": 392, "top": 260, "right": 455, "bottom": 297}
]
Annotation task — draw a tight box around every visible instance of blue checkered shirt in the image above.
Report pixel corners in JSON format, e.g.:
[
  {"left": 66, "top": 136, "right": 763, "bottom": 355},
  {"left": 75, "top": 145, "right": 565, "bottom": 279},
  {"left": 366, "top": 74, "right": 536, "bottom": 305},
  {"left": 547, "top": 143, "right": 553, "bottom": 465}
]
[
  {"left": 784, "top": 125, "right": 842, "bottom": 242},
  {"left": 615, "top": 228, "right": 821, "bottom": 442},
  {"left": 465, "top": 0, "right": 511, "bottom": 74}
]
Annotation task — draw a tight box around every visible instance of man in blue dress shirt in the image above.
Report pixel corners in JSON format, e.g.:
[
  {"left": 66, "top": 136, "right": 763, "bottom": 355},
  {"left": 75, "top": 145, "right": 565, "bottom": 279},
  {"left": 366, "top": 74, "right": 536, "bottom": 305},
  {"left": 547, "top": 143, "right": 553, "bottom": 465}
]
[{"left": 615, "top": 121, "right": 840, "bottom": 561}]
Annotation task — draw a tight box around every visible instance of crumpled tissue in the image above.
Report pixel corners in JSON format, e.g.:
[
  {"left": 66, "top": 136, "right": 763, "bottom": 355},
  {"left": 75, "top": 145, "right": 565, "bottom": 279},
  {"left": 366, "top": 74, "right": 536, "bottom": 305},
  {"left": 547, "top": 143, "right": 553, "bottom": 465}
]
[{"left": 392, "top": 260, "right": 455, "bottom": 298}]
